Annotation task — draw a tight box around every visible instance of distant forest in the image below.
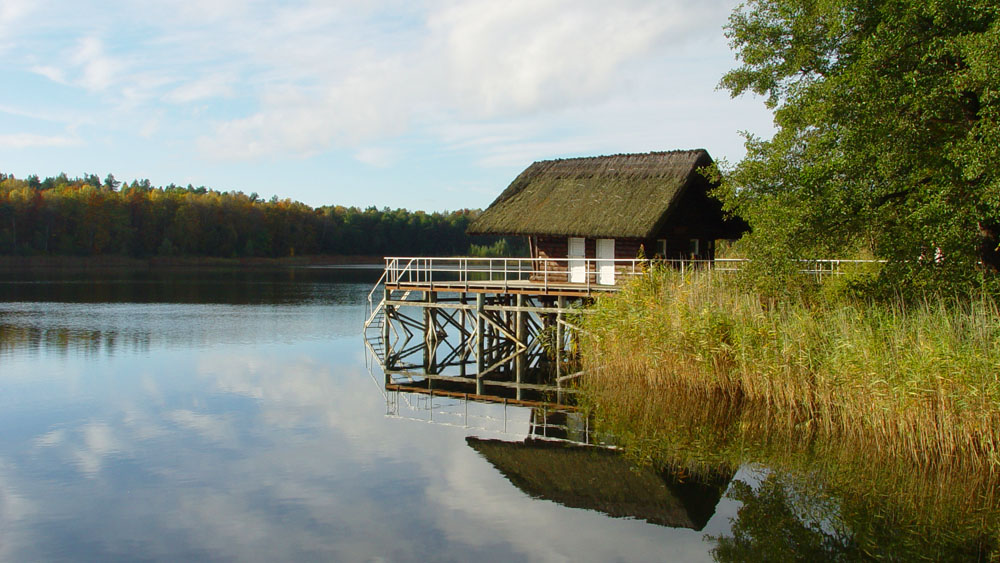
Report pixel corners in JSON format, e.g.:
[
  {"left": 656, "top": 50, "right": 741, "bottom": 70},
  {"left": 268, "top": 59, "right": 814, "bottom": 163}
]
[{"left": 0, "top": 173, "right": 518, "bottom": 258}]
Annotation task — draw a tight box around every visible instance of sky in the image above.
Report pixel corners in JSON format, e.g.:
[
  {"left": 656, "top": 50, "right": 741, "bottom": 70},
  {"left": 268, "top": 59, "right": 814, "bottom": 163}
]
[{"left": 0, "top": 0, "right": 774, "bottom": 211}]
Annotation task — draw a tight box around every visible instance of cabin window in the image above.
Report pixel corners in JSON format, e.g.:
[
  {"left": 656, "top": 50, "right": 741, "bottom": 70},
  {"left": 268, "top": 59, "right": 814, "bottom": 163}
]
[
  {"left": 656, "top": 239, "right": 666, "bottom": 258},
  {"left": 688, "top": 238, "right": 700, "bottom": 257}
]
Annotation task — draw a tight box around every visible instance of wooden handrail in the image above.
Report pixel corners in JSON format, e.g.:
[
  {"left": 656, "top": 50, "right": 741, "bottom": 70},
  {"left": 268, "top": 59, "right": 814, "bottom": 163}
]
[{"left": 378, "top": 257, "right": 885, "bottom": 289}]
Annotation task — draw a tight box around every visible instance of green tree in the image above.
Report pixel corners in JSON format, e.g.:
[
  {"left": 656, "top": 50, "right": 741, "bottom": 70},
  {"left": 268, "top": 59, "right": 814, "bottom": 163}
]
[
  {"left": 103, "top": 173, "right": 120, "bottom": 191},
  {"left": 719, "top": 0, "right": 1000, "bottom": 293}
]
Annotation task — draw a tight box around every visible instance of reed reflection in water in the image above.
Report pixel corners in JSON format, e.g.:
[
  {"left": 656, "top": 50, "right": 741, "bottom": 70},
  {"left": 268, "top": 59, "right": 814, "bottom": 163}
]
[{"left": 581, "top": 376, "right": 1000, "bottom": 561}]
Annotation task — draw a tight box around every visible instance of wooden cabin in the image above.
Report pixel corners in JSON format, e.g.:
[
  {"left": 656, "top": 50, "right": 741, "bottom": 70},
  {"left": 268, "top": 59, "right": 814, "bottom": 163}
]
[{"left": 467, "top": 150, "right": 747, "bottom": 285}]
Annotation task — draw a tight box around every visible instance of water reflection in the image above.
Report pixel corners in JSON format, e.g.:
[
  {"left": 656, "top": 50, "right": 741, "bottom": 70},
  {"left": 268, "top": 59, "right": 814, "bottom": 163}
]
[
  {"left": 0, "top": 266, "right": 381, "bottom": 304},
  {"left": 711, "top": 465, "right": 996, "bottom": 561},
  {"left": 377, "top": 312, "right": 1000, "bottom": 560},
  {"left": 2, "top": 269, "right": 725, "bottom": 562},
  {"left": 373, "top": 352, "right": 736, "bottom": 533},
  {"left": 583, "top": 379, "right": 1000, "bottom": 560},
  {"left": 468, "top": 437, "right": 733, "bottom": 531},
  {"left": 381, "top": 384, "right": 595, "bottom": 443},
  {"left": 0, "top": 267, "right": 379, "bottom": 357},
  {"left": 16, "top": 266, "right": 992, "bottom": 560},
  {"left": 1, "top": 317, "right": 152, "bottom": 356}
]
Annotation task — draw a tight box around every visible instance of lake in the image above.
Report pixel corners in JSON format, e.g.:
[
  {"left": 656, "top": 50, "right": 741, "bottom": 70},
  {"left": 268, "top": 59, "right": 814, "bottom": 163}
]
[{"left": 0, "top": 267, "right": 754, "bottom": 562}]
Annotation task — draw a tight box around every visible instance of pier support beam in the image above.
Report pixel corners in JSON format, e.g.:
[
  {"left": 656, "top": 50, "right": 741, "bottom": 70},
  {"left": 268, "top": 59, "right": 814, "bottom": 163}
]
[
  {"left": 459, "top": 294, "right": 467, "bottom": 378},
  {"left": 555, "top": 296, "right": 565, "bottom": 380},
  {"left": 424, "top": 291, "right": 438, "bottom": 385},
  {"left": 382, "top": 287, "right": 391, "bottom": 379},
  {"left": 515, "top": 293, "right": 526, "bottom": 400},
  {"left": 475, "top": 292, "right": 485, "bottom": 395}
]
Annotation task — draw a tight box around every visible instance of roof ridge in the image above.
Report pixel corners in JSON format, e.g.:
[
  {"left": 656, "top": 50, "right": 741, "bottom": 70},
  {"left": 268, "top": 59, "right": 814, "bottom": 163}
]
[{"left": 532, "top": 149, "right": 707, "bottom": 166}]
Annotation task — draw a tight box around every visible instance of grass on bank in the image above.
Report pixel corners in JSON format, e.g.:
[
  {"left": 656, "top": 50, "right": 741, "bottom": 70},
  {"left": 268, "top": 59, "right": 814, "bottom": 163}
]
[{"left": 578, "top": 266, "right": 1000, "bottom": 470}]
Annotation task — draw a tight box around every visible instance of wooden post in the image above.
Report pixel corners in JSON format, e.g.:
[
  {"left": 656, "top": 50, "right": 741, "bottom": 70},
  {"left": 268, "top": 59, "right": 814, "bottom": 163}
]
[
  {"left": 382, "top": 287, "right": 391, "bottom": 385},
  {"left": 425, "top": 291, "right": 437, "bottom": 385},
  {"left": 556, "top": 295, "right": 565, "bottom": 380},
  {"left": 476, "top": 292, "right": 485, "bottom": 395},
  {"left": 459, "top": 293, "right": 467, "bottom": 378},
  {"left": 515, "top": 293, "right": 525, "bottom": 400}
]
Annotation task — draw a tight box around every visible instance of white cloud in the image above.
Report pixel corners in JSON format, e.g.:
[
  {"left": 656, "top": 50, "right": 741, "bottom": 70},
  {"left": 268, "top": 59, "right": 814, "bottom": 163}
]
[
  {"left": 0, "top": 103, "right": 85, "bottom": 125},
  {"left": 71, "top": 36, "right": 124, "bottom": 92},
  {"left": 430, "top": 0, "right": 702, "bottom": 115},
  {"left": 192, "top": 0, "right": 739, "bottom": 159},
  {"left": 354, "top": 146, "right": 397, "bottom": 167},
  {"left": 164, "top": 74, "right": 236, "bottom": 104},
  {"left": 139, "top": 113, "right": 163, "bottom": 138},
  {"left": 0, "top": 133, "right": 79, "bottom": 149},
  {"left": 0, "top": 0, "right": 33, "bottom": 26},
  {"left": 30, "top": 65, "right": 67, "bottom": 85},
  {"left": 199, "top": 55, "right": 418, "bottom": 159},
  {"left": 29, "top": 35, "right": 131, "bottom": 95}
]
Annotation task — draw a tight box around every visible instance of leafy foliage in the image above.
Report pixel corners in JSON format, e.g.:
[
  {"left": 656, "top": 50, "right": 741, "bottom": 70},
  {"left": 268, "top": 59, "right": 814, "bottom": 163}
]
[
  {"left": 0, "top": 173, "right": 508, "bottom": 258},
  {"left": 718, "top": 0, "right": 1000, "bottom": 294}
]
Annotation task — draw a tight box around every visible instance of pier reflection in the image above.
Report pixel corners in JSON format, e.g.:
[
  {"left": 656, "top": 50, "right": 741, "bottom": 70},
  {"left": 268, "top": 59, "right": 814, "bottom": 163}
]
[
  {"left": 381, "top": 383, "right": 597, "bottom": 443},
  {"left": 367, "top": 346, "right": 735, "bottom": 532}
]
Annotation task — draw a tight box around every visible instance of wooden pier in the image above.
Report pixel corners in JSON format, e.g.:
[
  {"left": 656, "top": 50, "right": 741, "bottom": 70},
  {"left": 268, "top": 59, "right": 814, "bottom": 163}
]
[
  {"left": 363, "top": 256, "right": 879, "bottom": 401},
  {"left": 363, "top": 256, "right": 650, "bottom": 402}
]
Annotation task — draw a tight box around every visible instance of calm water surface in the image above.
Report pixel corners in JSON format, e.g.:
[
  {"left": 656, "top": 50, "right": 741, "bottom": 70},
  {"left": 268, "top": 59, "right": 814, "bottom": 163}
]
[{"left": 0, "top": 268, "right": 741, "bottom": 562}]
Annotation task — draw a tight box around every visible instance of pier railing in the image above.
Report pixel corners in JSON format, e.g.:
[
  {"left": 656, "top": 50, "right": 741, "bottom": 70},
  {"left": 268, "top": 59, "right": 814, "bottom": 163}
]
[
  {"left": 383, "top": 256, "right": 652, "bottom": 293},
  {"left": 379, "top": 256, "right": 883, "bottom": 293},
  {"left": 365, "top": 267, "right": 389, "bottom": 330}
]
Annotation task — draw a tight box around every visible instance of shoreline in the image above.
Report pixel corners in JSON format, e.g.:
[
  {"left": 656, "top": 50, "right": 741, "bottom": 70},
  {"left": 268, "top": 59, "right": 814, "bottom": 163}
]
[{"left": 0, "top": 254, "right": 386, "bottom": 271}]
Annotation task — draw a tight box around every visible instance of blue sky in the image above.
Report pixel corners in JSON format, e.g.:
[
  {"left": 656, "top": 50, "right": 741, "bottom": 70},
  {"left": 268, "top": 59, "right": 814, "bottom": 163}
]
[{"left": 0, "top": 0, "right": 774, "bottom": 211}]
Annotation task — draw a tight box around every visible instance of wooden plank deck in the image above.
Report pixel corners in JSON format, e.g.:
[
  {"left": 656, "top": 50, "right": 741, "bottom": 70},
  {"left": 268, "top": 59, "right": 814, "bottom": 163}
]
[{"left": 384, "top": 278, "right": 628, "bottom": 297}]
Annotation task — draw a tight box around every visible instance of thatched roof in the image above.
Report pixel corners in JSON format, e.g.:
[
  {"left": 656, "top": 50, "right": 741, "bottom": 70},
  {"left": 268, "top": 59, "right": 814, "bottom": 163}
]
[
  {"left": 467, "top": 437, "right": 732, "bottom": 530},
  {"left": 467, "top": 150, "right": 715, "bottom": 238}
]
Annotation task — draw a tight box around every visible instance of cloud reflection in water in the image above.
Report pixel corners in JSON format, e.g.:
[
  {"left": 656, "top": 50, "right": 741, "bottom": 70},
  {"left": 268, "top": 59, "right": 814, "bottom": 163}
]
[{"left": 0, "top": 275, "right": 724, "bottom": 561}]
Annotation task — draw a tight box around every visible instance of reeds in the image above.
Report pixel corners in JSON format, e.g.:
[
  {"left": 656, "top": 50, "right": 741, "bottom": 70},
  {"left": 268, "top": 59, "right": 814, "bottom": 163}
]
[{"left": 579, "top": 267, "right": 1000, "bottom": 470}]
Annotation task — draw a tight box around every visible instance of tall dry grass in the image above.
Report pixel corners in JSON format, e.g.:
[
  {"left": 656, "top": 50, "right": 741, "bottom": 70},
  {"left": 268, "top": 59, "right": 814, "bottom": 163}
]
[{"left": 579, "top": 267, "right": 1000, "bottom": 470}]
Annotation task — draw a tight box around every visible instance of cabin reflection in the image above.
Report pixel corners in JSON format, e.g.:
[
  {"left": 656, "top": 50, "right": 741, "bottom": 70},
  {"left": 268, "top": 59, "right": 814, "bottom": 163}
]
[
  {"left": 369, "top": 353, "right": 733, "bottom": 531},
  {"left": 468, "top": 437, "right": 733, "bottom": 531}
]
